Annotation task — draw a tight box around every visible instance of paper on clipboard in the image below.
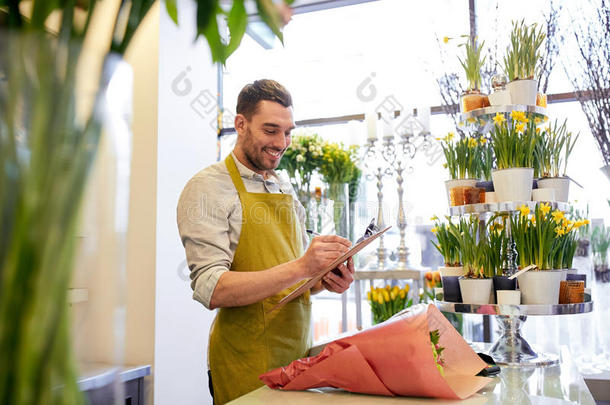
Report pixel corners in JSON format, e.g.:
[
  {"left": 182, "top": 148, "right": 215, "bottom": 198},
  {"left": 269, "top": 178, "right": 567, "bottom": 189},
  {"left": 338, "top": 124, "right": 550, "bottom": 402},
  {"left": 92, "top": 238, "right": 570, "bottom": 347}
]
[{"left": 268, "top": 226, "right": 391, "bottom": 313}]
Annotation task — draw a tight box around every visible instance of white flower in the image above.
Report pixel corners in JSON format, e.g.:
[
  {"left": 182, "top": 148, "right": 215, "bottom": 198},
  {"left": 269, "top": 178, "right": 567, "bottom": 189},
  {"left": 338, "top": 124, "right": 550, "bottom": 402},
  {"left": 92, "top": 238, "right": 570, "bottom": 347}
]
[
  {"left": 309, "top": 145, "right": 315, "bottom": 152},
  {"left": 296, "top": 155, "right": 305, "bottom": 162}
]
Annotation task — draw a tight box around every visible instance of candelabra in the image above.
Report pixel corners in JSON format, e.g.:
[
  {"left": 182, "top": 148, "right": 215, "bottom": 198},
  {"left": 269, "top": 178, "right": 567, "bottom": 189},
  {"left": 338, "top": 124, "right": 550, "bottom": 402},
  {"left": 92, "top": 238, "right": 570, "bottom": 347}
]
[{"left": 363, "top": 109, "right": 434, "bottom": 271}]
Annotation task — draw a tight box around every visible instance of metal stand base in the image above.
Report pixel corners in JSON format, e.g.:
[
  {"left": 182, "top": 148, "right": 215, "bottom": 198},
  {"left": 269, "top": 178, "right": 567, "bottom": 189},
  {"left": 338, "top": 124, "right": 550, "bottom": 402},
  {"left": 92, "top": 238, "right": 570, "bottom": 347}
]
[{"left": 489, "top": 315, "right": 559, "bottom": 367}]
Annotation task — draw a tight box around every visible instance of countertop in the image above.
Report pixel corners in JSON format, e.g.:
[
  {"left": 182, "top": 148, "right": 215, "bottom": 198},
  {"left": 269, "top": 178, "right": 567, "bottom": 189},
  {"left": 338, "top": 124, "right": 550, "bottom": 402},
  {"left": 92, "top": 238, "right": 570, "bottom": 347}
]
[
  {"left": 228, "top": 345, "right": 595, "bottom": 404},
  {"left": 77, "top": 363, "right": 151, "bottom": 392}
]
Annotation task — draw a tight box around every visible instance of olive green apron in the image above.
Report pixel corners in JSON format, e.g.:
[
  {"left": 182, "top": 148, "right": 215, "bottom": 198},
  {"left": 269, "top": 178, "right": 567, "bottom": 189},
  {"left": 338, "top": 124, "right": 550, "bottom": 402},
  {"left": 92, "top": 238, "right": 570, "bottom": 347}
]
[{"left": 208, "top": 155, "right": 312, "bottom": 404}]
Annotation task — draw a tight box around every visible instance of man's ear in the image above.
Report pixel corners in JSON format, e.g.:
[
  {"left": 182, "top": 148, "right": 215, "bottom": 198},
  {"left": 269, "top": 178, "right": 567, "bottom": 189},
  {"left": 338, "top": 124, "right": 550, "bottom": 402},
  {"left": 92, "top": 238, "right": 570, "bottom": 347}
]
[{"left": 235, "top": 114, "right": 248, "bottom": 134}]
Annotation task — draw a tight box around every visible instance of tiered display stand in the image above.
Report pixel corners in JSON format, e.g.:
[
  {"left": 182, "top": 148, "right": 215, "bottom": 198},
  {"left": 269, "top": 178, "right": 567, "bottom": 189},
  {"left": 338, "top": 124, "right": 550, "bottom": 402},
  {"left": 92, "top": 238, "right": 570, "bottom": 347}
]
[{"left": 436, "top": 105, "right": 594, "bottom": 367}]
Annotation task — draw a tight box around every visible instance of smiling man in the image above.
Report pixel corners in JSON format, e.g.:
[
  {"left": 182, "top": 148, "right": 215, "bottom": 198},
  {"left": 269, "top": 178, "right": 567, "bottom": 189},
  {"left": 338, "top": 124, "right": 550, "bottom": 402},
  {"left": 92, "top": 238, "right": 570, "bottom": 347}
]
[{"left": 177, "top": 79, "right": 356, "bottom": 404}]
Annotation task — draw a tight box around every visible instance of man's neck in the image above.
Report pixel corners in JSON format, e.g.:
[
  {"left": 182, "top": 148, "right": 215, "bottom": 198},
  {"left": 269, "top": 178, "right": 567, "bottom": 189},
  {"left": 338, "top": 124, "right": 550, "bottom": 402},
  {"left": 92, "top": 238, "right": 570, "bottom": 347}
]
[{"left": 232, "top": 149, "right": 272, "bottom": 179}]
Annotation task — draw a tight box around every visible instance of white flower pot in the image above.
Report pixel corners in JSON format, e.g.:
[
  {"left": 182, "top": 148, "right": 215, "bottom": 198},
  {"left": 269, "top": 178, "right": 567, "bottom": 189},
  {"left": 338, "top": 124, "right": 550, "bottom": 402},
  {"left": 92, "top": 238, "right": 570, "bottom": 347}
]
[
  {"left": 531, "top": 188, "right": 555, "bottom": 202},
  {"left": 439, "top": 266, "right": 464, "bottom": 278},
  {"left": 497, "top": 290, "right": 521, "bottom": 305},
  {"left": 537, "top": 177, "right": 570, "bottom": 202},
  {"left": 488, "top": 89, "right": 512, "bottom": 106},
  {"left": 507, "top": 79, "right": 538, "bottom": 106},
  {"left": 491, "top": 168, "right": 534, "bottom": 202},
  {"left": 444, "top": 179, "right": 479, "bottom": 206},
  {"left": 517, "top": 270, "right": 564, "bottom": 305},
  {"left": 459, "top": 278, "right": 492, "bottom": 304}
]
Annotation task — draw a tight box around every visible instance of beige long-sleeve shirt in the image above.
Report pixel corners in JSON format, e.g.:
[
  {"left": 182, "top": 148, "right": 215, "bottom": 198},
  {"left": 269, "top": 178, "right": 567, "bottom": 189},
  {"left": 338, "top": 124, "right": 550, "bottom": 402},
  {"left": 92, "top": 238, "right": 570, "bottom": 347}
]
[{"left": 177, "top": 153, "right": 308, "bottom": 309}]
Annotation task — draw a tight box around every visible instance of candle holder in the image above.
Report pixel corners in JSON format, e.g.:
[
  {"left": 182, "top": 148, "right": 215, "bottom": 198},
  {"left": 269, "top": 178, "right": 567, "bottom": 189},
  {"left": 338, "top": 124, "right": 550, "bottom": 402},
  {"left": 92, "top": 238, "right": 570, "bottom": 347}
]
[{"left": 363, "top": 109, "right": 435, "bottom": 271}]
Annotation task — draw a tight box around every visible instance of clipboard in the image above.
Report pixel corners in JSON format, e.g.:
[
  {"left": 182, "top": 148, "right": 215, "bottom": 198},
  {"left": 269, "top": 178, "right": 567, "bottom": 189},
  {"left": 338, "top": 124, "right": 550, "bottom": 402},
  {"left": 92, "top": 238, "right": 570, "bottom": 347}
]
[{"left": 269, "top": 225, "right": 391, "bottom": 313}]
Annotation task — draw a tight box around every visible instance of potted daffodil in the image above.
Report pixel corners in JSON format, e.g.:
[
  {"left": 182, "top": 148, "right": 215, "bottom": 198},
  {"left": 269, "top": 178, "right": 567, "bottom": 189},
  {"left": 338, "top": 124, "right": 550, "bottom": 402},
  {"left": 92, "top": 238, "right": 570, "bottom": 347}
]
[
  {"left": 535, "top": 119, "right": 579, "bottom": 202},
  {"left": 504, "top": 20, "right": 546, "bottom": 106},
  {"left": 431, "top": 216, "right": 463, "bottom": 302},
  {"left": 459, "top": 37, "right": 490, "bottom": 113},
  {"left": 490, "top": 111, "right": 537, "bottom": 202}
]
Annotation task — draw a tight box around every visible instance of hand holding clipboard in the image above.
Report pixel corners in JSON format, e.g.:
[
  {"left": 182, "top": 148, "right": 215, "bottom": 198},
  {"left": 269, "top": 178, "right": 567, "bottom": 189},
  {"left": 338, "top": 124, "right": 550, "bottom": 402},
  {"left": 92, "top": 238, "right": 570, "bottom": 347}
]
[{"left": 269, "top": 219, "right": 391, "bottom": 313}]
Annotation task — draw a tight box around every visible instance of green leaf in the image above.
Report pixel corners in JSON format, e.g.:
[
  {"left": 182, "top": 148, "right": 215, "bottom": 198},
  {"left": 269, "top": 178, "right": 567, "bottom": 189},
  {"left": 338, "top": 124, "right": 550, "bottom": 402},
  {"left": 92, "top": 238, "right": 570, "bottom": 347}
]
[
  {"left": 196, "top": 0, "right": 217, "bottom": 35},
  {"left": 255, "top": 0, "right": 284, "bottom": 43},
  {"left": 165, "top": 0, "right": 179, "bottom": 25},
  {"left": 226, "top": 0, "right": 247, "bottom": 57}
]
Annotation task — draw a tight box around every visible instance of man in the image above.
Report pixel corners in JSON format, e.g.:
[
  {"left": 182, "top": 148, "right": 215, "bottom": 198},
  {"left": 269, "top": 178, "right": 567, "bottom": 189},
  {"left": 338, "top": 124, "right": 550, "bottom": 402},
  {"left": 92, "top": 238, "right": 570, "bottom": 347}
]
[{"left": 177, "top": 79, "right": 355, "bottom": 404}]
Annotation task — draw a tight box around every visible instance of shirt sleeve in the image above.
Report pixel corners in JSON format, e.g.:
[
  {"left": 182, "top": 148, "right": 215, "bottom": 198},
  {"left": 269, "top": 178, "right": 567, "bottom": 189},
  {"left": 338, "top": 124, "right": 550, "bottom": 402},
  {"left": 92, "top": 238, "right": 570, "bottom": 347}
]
[{"left": 177, "top": 174, "right": 236, "bottom": 309}]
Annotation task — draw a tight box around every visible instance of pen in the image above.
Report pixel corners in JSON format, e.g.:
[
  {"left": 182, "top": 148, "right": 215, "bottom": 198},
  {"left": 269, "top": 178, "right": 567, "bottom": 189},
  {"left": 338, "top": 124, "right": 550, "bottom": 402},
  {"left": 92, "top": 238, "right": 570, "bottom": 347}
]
[{"left": 306, "top": 229, "right": 320, "bottom": 236}]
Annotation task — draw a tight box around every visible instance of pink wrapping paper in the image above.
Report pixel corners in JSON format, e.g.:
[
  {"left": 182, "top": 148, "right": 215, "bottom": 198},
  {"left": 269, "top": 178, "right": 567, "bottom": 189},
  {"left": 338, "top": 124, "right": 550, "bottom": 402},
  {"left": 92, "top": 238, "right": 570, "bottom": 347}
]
[{"left": 260, "top": 304, "right": 492, "bottom": 400}]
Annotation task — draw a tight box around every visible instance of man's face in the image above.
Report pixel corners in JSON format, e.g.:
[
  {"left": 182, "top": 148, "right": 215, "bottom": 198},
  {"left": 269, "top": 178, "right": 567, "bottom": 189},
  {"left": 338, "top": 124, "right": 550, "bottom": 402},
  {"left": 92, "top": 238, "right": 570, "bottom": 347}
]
[{"left": 235, "top": 100, "right": 295, "bottom": 174}]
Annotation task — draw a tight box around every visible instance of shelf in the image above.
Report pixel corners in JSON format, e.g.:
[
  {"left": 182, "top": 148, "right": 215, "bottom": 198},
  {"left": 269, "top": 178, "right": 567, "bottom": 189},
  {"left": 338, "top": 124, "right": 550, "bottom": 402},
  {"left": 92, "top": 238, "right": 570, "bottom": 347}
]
[
  {"left": 435, "top": 297, "right": 592, "bottom": 316},
  {"left": 448, "top": 200, "right": 569, "bottom": 216}
]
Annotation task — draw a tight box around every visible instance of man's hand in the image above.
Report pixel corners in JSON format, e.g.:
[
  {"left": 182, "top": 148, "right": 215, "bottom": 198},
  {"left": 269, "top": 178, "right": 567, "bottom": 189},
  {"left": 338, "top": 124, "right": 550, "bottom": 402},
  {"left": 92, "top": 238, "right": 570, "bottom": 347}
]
[
  {"left": 299, "top": 235, "right": 351, "bottom": 278},
  {"left": 322, "top": 257, "right": 355, "bottom": 293}
]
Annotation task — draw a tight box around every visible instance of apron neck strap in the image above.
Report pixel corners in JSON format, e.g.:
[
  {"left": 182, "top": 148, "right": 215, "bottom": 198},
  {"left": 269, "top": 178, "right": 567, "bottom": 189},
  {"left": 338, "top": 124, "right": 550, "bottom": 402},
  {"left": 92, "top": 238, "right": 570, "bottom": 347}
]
[{"left": 225, "top": 154, "right": 247, "bottom": 193}]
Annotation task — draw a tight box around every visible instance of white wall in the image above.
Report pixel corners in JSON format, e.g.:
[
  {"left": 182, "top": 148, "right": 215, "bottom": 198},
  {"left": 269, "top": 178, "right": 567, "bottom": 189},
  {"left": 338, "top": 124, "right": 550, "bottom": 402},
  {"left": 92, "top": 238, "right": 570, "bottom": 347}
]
[{"left": 155, "top": 0, "right": 218, "bottom": 404}]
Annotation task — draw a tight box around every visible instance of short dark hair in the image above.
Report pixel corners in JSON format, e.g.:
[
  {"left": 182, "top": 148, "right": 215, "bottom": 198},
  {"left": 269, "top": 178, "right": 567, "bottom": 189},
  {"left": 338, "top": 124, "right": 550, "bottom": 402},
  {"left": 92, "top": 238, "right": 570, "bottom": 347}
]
[{"left": 236, "top": 79, "right": 292, "bottom": 120}]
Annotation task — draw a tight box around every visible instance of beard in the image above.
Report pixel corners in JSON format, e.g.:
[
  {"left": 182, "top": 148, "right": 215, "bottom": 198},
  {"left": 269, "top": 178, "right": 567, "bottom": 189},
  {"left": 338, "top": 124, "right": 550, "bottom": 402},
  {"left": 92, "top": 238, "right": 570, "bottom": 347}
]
[{"left": 241, "top": 128, "right": 284, "bottom": 172}]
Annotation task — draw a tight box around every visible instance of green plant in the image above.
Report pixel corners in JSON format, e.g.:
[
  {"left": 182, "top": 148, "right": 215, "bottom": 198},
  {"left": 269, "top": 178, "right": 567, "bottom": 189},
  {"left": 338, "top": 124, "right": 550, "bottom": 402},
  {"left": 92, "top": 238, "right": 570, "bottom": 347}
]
[
  {"left": 367, "top": 285, "right": 411, "bottom": 324},
  {"left": 0, "top": 1, "right": 293, "bottom": 404},
  {"left": 504, "top": 20, "right": 546, "bottom": 81},
  {"left": 318, "top": 142, "right": 360, "bottom": 185},
  {"left": 490, "top": 111, "right": 537, "bottom": 169},
  {"left": 277, "top": 133, "right": 325, "bottom": 198},
  {"left": 486, "top": 216, "right": 509, "bottom": 277},
  {"left": 437, "top": 132, "right": 484, "bottom": 179},
  {"left": 431, "top": 216, "right": 461, "bottom": 266},
  {"left": 535, "top": 119, "right": 579, "bottom": 178},
  {"left": 458, "top": 37, "right": 487, "bottom": 91},
  {"left": 510, "top": 203, "right": 585, "bottom": 270},
  {"left": 448, "top": 216, "right": 489, "bottom": 278},
  {"left": 592, "top": 225, "right": 610, "bottom": 268}
]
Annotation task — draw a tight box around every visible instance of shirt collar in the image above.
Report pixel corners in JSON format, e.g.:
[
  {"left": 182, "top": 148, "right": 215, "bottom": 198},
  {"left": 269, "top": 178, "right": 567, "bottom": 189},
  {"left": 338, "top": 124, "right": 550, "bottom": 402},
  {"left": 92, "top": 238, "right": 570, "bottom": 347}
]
[{"left": 231, "top": 152, "right": 279, "bottom": 182}]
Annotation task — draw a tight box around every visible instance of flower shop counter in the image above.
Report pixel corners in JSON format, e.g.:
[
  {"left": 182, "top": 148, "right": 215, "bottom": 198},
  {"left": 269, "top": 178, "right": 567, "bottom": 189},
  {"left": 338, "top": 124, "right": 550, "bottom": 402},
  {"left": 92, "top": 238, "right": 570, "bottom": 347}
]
[{"left": 227, "top": 346, "right": 595, "bottom": 404}]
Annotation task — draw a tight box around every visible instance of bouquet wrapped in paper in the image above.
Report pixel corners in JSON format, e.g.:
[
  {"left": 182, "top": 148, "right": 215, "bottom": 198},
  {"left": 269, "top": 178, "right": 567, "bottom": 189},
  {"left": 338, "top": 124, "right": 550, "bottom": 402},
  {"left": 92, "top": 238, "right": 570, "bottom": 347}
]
[{"left": 260, "top": 304, "right": 492, "bottom": 399}]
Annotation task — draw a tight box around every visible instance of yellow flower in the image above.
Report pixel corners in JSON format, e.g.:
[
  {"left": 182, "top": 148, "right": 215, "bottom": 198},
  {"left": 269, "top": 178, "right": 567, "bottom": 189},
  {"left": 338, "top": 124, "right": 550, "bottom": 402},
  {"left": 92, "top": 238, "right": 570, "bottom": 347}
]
[
  {"left": 551, "top": 210, "right": 565, "bottom": 224},
  {"left": 468, "top": 138, "right": 478, "bottom": 148},
  {"left": 573, "top": 220, "right": 584, "bottom": 228},
  {"left": 515, "top": 122, "right": 526, "bottom": 133},
  {"left": 479, "top": 137, "right": 488, "bottom": 145},
  {"left": 382, "top": 290, "right": 390, "bottom": 302},
  {"left": 392, "top": 285, "right": 400, "bottom": 294},
  {"left": 555, "top": 227, "right": 566, "bottom": 237},
  {"left": 584, "top": 219, "right": 591, "bottom": 225},
  {"left": 399, "top": 290, "right": 406, "bottom": 299},
  {"left": 518, "top": 205, "right": 530, "bottom": 217},
  {"left": 492, "top": 113, "right": 506, "bottom": 125},
  {"left": 390, "top": 290, "right": 398, "bottom": 300},
  {"left": 404, "top": 284, "right": 410, "bottom": 293},
  {"left": 447, "top": 132, "right": 455, "bottom": 141},
  {"left": 540, "top": 203, "right": 551, "bottom": 215},
  {"left": 443, "top": 36, "right": 450, "bottom": 44},
  {"left": 431, "top": 226, "right": 438, "bottom": 234},
  {"left": 377, "top": 295, "right": 384, "bottom": 305},
  {"left": 536, "top": 127, "right": 541, "bottom": 134},
  {"left": 534, "top": 117, "right": 542, "bottom": 125},
  {"left": 385, "top": 285, "right": 391, "bottom": 291},
  {"left": 510, "top": 110, "right": 523, "bottom": 121},
  {"left": 367, "top": 291, "right": 372, "bottom": 301},
  {"left": 431, "top": 215, "right": 439, "bottom": 221}
]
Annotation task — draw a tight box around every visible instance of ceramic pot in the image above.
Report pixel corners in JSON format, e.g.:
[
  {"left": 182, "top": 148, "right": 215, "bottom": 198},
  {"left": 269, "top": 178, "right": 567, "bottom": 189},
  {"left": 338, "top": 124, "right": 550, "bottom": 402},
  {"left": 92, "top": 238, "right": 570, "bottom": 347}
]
[
  {"left": 566, "top": 273, "right": 586, "bottom": 287},
  {"left": 497, "top": 290, "right": 521, "bottom": 305},
  {"left": 491, "top": 168, "right": 534, "bottom": 202},
  {"left": 517, "top": 270, "right": 564, "bottom": 305},
  {"left": 442, "top": 276, "right": 462, "bottom": 303},
  {"left": 439, "top": 266, "right": 464, "bottom": 278},
  {"left": 459, "top": 277, "right": 492, "bottom": 304},
  {"left": 475, "top": 180, "right": 494, "bottom": 192},
  {"left": 531, "top": 188, "right": 555, "bottom": 202},
  {"left": 488, "top": 89, "right": 511, "bottom": 106},
  {"left": 444, "top": 179, "right": 479, "bottom": 206},
  {"left": 493, "top": 276, "right": 517, "bottom": 303},
  {"left": 537, "top": 177, "right": 570, "bottom": 202},
  {"left": 507, "top": 79, "right": 538, "bottom": 106}
]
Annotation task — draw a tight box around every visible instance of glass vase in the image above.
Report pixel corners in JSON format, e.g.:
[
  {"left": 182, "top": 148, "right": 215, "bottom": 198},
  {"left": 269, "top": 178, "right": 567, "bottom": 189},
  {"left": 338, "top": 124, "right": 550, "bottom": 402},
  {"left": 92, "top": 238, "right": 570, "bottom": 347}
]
[{"left": 327, "top": 182, "right": 350, "bottom": 238}]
